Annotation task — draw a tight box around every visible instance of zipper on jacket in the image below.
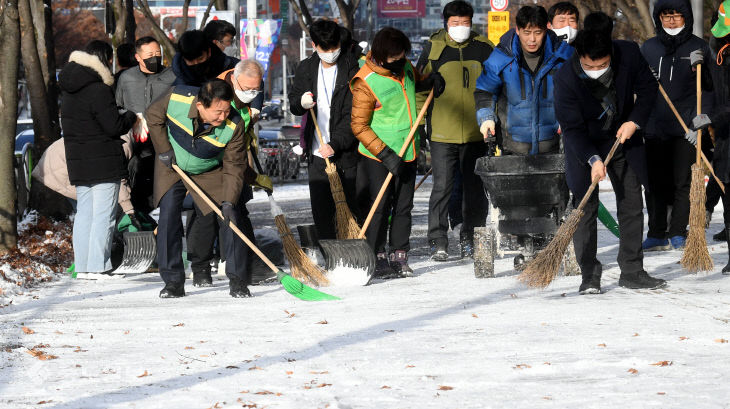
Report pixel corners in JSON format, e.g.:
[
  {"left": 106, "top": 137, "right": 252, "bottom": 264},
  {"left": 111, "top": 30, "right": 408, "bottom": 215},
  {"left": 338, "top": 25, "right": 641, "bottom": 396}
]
[
  {"left": 670, "top": 57, "right": 674, "bottom": 82},
  {"left": 658, "top": 56, "right": 664, "bottom": 81}
]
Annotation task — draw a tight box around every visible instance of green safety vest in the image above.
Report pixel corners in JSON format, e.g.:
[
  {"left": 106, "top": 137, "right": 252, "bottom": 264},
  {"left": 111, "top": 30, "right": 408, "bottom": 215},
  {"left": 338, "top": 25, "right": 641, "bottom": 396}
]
[
  {"left": 352, "top": 63, "right": 418, "bottom": 161},
  {"left": 166, "top": 86, "right": 241, "bottom": 175}
]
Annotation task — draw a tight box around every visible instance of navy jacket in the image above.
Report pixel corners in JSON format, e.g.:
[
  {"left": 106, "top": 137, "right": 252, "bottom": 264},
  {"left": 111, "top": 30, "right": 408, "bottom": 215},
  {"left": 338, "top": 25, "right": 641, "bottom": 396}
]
[
  {"left": 640, "top": 0, "right": 713, "bottom": 138},
  {"left": 554, "top": 40, "right": 657, "bottom": 200},
  {"left": 475, "top": 29, "right": 573, "bottom": 155}
]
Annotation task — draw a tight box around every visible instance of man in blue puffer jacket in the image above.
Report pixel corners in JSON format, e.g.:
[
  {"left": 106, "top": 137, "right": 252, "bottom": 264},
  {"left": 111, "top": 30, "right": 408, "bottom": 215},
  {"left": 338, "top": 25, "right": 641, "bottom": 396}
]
[{"left": 475, "top": 5, "right": 573, "bottom": 155}]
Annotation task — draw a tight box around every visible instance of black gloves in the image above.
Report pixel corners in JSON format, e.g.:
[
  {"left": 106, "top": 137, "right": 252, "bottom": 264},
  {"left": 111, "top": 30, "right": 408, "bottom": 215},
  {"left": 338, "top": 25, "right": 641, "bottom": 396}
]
[
  {"left": 128, "top": 213, "right": 143, "bottom": 231},
  {"left": 158, "top": 149, "right": 176, "bottom": 169},
  {"left": 691, "top": 114, "right": 712, "bottom": 131},
  {"left": 221, "top": 201, "right": 237, "bottom": 227},
  {"left": 376, "top": 146, "right": 404, "bottom": 176},
  {"left": 416, "top": 72, "right": 446, "bottom": 98}
]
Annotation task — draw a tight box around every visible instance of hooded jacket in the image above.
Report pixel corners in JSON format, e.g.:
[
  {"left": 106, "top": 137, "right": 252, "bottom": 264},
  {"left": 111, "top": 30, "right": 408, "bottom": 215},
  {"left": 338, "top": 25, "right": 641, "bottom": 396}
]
[
  {"left": 640, "top": 0, "right": 714, "bottom": 138},
  {"left": 59, "top": 50, "right": 137, "bottom": 185},
  {"left": 171, "top": 45, "right": 239, "bottom": 87},
  {"left": 474, "top": 29, "right": 574, "bottom": 155},
  {"left": 416, "top": 29, "right": 493, "bottom": 144}
]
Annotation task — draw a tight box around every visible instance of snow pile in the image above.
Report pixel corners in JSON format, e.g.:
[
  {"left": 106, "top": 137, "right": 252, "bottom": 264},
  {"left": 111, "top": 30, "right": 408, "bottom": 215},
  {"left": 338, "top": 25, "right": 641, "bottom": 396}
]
[
  {"left": 327, "top": 263, "right": 371, "bottom": 286},
  {"left": 0, "top": 212, "right": 73, "bottom": 307}
]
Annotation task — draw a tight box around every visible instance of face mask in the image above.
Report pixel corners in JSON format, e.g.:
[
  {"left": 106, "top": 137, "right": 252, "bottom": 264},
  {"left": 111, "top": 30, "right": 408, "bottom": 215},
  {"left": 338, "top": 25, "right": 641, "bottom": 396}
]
[
  {"left": 142, "top": 56, "right": 162, "bottom": 73},
  {"left": 382, "top": 58, "right": 407, "bottom": 74},
  {"left": 188, "top": 61, "right": 208, "bottom": 78},
  {"left": 584, "top": 66, "right": 610, "bottom": 80},
  {"left": 448, "top": 25, "right": 471, "bottom": 43},
  {"left": 663, "top": 25, "right": 685, "bottom": 36},
  {"left": 235, "top": 89, "right": 260, "bottom": 104},
  {"left": 551, "top": 26, "right": 578, "bottom": 43},
  {"left": 317, "top": 48, "right": 341, "bottom": 64}
]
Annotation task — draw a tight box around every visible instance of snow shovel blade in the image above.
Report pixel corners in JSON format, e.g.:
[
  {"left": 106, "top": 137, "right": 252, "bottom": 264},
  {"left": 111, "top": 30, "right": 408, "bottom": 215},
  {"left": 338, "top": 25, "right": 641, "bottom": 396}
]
[
  {"left": 112, "top": 232, "right": 157, "bottom": 275},
  {"left": 318, "top": 239, "right": 375, "bottom": 282},
  {"left": 276, "top": 270, "right": 340, "bottom": 301}
]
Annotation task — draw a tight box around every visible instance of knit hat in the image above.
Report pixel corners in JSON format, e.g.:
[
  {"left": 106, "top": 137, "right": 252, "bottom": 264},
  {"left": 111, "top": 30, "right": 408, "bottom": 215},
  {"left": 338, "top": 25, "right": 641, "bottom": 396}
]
[{"left": 712, "top": 0, "right": 730, "bottom": 38}]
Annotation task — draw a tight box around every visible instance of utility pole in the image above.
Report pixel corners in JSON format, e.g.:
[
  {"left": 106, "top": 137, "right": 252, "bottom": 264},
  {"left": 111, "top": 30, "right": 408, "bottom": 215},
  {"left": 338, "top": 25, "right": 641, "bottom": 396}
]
[
  {"left": 230, "top": 0, "right": 240, "bottom": 58},
  {"left": 247, "top": 0, "right": 256, "bottom": 54}
]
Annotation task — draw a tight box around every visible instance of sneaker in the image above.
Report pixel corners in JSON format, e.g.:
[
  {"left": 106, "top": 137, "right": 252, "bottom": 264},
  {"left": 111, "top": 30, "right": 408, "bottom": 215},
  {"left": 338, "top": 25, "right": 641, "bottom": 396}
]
[
  {"left": 159, "top": 282, "right": 185, "bottom": 298},
  {"left": 460, "top": 239, "right": 474, "bottom": 259},
  {"left": 229, "top": 277, "right": 252, "bottom": 298},
  {"left": 389, "top": 250, "right": 414, "bottom": 277},
  {"left": 642, "top": 237, "right": 671, "bottom": 252},
  {"left": 579, "top": 275, "right": 602, "bottom": 295},
  {"left": 618, "top": 271, "right": 667, "bottom": 290},
  {"left": 193, "top": 270, "right": 213, "bottom": 287},
  {"left": 374, "top": 252, "right": 396, "bottom": 278},
  {"left": 670, "top": 236, "right": 686, "bottom": 250},
  {"left": 429, "top": 240, "right": 448, "bottom": 262},
  {"left": 713, "top": 229, "right": 727, "bottom": 242}
]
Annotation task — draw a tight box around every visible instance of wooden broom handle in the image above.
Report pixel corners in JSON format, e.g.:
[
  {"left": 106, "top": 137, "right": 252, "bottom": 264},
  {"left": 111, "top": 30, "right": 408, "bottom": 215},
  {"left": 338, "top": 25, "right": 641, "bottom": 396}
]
[
  {"left": 414, "top": 168, "right": 433, "bottom": 191},
  {"left": 358, "top": 90, "right": 435, "bottom": 238},
  {"left": 172, "top": 164, "right": 279, "bottom": 273},
  {"left": 696, "top": 63, "right": 702, "bottom": 165},
  {"left": 309, "top": 108, "right": 332, "bottom": 167},
  {"left": 576, "top": 137, "right": 622, "bottom": 211},
  {"left": 657, "top": 78, "right": 724, "bottom": 192}
]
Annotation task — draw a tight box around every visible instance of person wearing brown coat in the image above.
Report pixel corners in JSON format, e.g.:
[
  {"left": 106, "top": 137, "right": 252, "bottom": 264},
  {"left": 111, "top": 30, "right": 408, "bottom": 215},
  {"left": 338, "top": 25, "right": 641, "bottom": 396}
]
[
  {"left": 351, "top": 27, "right": 444, "bottom": 278},
  {"left": 146, "top": 79, "right": 254, "bottom": 298}
]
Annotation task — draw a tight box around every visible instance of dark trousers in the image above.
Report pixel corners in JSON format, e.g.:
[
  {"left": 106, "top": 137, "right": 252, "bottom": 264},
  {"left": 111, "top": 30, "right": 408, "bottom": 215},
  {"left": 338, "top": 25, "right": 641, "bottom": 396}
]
[
  {"left": 308, "top": 155, "right": 358, "bottom": 240},
  {"left": 427, "top": 141, "right": 488, "bottom": 245},
  {"left": 573, "top": 149, "right": 644, "bottom": 281},
  {"left": 157, "top": 181, "right": 250, "bottom": 285},
  {"left": 645, "top": 137, "right": 695, "bottom": 239},
  {"left": 356, "top": 157, "right": 416, "bottom": 254}
]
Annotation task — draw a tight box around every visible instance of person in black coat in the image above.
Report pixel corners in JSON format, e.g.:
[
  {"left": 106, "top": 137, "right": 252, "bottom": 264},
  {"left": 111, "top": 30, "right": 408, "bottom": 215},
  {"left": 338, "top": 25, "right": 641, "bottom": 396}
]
[
  {"left": 59, "top": 40, "right": 138, "bottom": 274},
  {"left": 287, "top": 20, "right": 362, "bottom": 240},
  {"left": 640, "top": 0, "right": 714, "bottom": 252},
  {"left": 553, "top": 13, "right": 667, "bottom": 294}
]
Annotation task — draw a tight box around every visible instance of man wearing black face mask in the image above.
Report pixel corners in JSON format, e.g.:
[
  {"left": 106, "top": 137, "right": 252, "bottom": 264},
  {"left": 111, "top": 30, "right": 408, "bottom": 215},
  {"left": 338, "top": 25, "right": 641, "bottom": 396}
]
[
  {"left": 116, "top": 36, "right": 177, "bottom": 214},
  {"left": 172, "top": 29, "right": 239, "bottom": 88}
]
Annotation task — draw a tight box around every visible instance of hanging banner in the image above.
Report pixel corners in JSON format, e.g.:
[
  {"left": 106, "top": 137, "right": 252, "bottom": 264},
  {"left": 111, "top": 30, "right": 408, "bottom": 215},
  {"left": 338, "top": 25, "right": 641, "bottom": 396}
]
[
  {"left": 487, "top": 11, "right": 510, "bottom": 45},
  {"left": 195, "top": 10, "right": 236, "bottom": 30},
  {"left": 377, "top": 0, "right": 426, "bottom": 18},
  {"left": 240, "top": 19, "right": 283, "bottom": 81}
]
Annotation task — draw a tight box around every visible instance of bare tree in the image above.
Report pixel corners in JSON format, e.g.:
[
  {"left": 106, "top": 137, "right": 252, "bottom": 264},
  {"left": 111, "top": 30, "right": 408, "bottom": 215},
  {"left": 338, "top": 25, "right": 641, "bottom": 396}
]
[
  {"left": 136, "top": 0, "right": 177, "bottom": 59},
  {"left": 0, "top": 0, "right": 20, "bottom": 250},
  {"left": 198, "top": 0, "right": 217, "bottom": 30},
  {"left": 288, "top": 0, "right": 363, "bottom": 35}
]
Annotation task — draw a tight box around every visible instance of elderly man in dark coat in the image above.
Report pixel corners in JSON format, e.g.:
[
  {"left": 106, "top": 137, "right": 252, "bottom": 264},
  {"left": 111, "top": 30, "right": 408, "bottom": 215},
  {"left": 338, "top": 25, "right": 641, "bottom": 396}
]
[{"left": 553, "top": 13, "right": 666, "bottom": 294}]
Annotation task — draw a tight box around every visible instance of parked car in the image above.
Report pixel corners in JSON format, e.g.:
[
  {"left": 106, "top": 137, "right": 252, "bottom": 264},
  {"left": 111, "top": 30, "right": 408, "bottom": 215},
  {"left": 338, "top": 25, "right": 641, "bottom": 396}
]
[
  {"left": 256, "top": 125, "right": 303, "bottom": 181},
  {"left": 260, "top": 101, "right": 284, "bottom": 122}
]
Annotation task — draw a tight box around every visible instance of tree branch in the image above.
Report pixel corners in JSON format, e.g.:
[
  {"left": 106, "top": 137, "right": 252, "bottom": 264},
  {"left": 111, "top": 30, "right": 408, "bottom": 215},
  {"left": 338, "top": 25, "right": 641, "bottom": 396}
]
[
  {"left": 287, "top": 0, "right": 310, "bottom": 37},
  {"left": 198, "top": 0, "right": 216, "bottom": 30},
  {"left": 180, "top": 0, "right": 192, "bottom": 35},
  {"left": 136, "top": 0, "right": 176, "bottom": 59}
]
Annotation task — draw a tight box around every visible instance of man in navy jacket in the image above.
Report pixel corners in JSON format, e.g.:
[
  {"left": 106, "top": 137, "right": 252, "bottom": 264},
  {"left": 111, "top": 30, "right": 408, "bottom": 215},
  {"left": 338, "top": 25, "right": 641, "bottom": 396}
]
[{"left": 554, "top": 13, "right": 667, "bottom": 294}]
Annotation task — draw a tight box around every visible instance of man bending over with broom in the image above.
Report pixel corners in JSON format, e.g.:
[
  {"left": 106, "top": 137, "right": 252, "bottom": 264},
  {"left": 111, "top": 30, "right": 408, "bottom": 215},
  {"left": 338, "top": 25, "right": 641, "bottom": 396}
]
[
  {"left": 553, "top": 13, "right": 667, "bottom": 294},
  {"left": 147, "top": 79, "right": 255, "bottom": 298}
]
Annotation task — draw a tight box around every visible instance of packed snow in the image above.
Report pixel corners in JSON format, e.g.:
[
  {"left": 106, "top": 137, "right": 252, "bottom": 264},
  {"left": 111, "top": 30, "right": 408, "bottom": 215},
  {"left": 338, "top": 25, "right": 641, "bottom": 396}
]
[{"left": 1, "top": 179, "right": 729, "bottom": 408}]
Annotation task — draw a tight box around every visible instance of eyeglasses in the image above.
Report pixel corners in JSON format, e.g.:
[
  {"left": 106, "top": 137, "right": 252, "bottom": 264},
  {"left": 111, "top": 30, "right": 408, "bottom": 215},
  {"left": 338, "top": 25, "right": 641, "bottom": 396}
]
[{"left": 660, "top": 14, "right": 683, "bottom": 22}]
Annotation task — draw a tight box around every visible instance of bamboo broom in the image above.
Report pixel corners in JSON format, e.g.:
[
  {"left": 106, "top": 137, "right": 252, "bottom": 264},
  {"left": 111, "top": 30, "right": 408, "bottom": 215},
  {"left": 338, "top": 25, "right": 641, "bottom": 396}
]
[{"left": 680, "top": 63, "right": 713, "bottom": 272}]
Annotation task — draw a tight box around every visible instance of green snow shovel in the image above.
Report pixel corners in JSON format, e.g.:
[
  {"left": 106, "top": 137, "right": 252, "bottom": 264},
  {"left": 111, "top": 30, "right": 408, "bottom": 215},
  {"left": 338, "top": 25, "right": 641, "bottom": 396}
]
[
  {"left": 598, "top": 201, "right": 619, "bottom": 238},
  {"left": 172, "top": 164, "right": 339, "bottom": 301}
]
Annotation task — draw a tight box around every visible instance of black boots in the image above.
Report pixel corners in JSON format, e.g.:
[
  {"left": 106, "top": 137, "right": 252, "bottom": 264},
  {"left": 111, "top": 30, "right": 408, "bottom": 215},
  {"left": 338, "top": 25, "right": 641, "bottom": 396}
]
[
  {"left": 193, "top": 269, "right": 213, "bottom": 287},
  {"left": 579, "top": 266, "right": 602, "bottom": 295},
  {"left": 159, "top": 282, "right": 185, "bottom": 298},
  {"left": 618, "top": 270, "right": 667, "bottom": 290},
  {"left": 229, "top": 277, "right": 252, "bottom": 298}
]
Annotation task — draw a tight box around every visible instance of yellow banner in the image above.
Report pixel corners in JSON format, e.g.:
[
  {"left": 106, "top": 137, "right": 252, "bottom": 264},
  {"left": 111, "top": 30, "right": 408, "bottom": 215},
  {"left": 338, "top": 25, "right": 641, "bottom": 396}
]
[{"left": 487, "top": 11, "right": 510, "bottom": 46}]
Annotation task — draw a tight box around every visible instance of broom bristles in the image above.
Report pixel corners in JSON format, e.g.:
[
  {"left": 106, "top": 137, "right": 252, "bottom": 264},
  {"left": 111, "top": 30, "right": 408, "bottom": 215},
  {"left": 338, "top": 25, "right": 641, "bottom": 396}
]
[
  {"left": 681, "top": 164, "right": 713, "bottom": 272},
  {"left": 274, "top": 215, "right": 330, "bottom": 286},
  {"left": 518, "top": 208, "right": 583, "bottom": 288},
  {"left": 325, "top": 162, "right": 362, "bottom": 240}
]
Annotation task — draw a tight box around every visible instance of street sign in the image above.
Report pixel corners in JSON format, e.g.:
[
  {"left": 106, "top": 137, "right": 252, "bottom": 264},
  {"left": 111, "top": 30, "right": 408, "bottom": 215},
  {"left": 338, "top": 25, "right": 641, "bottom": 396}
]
[
  {"left": 487, "top": 11, "right": 510, "bottom": 45},
  {"left": 490, "top": 0, "right": 508, "bottom": 12}
]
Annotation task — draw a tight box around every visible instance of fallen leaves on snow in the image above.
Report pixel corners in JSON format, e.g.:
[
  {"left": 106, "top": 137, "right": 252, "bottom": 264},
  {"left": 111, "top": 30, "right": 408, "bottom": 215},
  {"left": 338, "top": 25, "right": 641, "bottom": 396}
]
[
  {"left": 284, "top": 310, "right": 296, "bottom": 318},
  {"left": 316, "top": 320, "right": 328, "bottom": 324},
  {"left": 472, "top": 313, "right": 478, "bottom": 318},
  {"left": 137, "top": 370, "right": 149, "bottom": 378},
  {"left": 249, "top": 366, "right": 263, "bottom": 371},
  {"left": 628, "top": 368, "right": 639, "bottom": 374},
  {"left": 381, "top": 385, "right": 391, "bottom": 389},
  {"left": 26, "top": 348, "right": 57, "bottom": 360},
  {"left": 513, "top": 364, "right": 531, "bottom": 370},
  {"left": 650, "top": 361, "right": 673, "bottom": 367},
  {"left": 438, "top": 385, "right": 454, "bottom": 390},
  {"left": 679, "top": 336, "right": 689, "bottom": 341},
  {"left": 597, "top": 343, "right": 607, "bottom": 347},
  {"left": 172, "top": 323, "right": 185, "bottom": 327},
  {"left": 715, "top": 338, "right": 728, "bottom": 343},
  {"left": 22, "top": 326, "right": 34, "bottom": 334}
]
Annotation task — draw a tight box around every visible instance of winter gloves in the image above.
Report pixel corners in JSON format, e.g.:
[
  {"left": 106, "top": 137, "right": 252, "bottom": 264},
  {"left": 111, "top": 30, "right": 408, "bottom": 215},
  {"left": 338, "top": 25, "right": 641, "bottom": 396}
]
[
  {"left": 254, "top": 174, "right": 274, "bottom": 193},
  {"left": 221, "top": 201, "right": 237, "bottom": 227},
  {"left": 690, "top": 49, "right": 704, "bottom": 67},
  {"left": 133, "top": 113, "right": 149, "bottom": 143},
  {"left": 301, "top": 92, "right": 316, "bottom": 109},
  {"left": 691, "top": 113, "right": 712, "bottom": 131},
  {"left": 376, "top": 146, "right": 404, "bottom": 176},
  {"left": 158, "top": 149, "right": 176, "bottom": 169},
  {"left": 416, "top": 72, "right": 446, "bottom": 98},
  {"left": 684, "top": 129, "right": 698, "bottom": 146}
]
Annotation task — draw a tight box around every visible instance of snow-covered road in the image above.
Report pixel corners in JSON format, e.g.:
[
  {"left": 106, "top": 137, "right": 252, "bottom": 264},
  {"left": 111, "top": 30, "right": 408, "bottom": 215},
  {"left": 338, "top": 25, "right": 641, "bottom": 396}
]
[{"left": 1, "top": 180, "right": 729, "bottom": 408}]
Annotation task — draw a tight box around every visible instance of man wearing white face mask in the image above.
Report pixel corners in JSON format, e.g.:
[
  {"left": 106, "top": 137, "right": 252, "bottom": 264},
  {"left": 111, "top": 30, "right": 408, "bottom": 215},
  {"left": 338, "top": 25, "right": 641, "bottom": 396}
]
[
  {"left": 288, "top": 20, "right": 362, "bottom": 240},
  {"left": 415, "top": 0, "right": 493, "bottom": 260},
  {"left": 547, "top": 2, "right": 579, "bottom": 44},
  {"left": 640, "top": 0, "right": 714, "bottom": 252},
  {"left": 554, "top": 12, "right": 665, "bottom": 294}
]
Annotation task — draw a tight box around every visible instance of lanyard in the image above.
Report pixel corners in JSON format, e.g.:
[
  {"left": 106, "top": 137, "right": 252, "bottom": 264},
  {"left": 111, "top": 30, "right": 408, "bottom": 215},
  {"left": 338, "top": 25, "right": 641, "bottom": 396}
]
[{"left": 320, "top": 63, "right": 337, "bottom": 107}]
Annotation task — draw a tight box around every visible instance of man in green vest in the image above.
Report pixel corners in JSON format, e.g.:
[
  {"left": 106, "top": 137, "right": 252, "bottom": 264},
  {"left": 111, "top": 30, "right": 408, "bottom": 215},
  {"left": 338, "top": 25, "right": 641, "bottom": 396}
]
[
  {"left": 146, "top": 79, "right": 254, "bottom": 298},
  {"left": 416, "top": 0, "right": 494, "bottom": 261}
]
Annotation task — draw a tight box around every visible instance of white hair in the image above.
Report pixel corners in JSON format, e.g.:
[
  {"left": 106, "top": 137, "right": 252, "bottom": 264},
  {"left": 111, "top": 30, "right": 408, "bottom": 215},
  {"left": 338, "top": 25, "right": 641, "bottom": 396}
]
[{"left": 233, "top": 58, "right": 264, "bottom": 80}]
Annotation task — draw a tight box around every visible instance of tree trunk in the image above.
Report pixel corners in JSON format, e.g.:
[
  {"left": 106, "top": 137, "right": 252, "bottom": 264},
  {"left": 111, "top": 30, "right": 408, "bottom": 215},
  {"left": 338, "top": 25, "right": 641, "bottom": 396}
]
[
  {"left": 288, "top": 0, "right": 311, "bottom": 37},
  {"left": 180, "top": 0, "right": 192, "bottom": 35},
  {"left": 111, "top": 0, "right": 127, "bottom": 55},
  {"left": 0, "top": 0, "right": 20, "bottom": 251},
  {"left": 125, "top": 0, "right": 136, "bottom": 45},
  {"left": 137, "top": 0, "right": 176, "bottom": 60}
]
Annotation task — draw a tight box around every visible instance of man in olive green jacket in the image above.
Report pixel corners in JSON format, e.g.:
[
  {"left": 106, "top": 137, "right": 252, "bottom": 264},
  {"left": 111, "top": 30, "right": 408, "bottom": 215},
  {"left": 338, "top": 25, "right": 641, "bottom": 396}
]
[{"left": 416, "top": 0, "right": 493, "bottom": 260}]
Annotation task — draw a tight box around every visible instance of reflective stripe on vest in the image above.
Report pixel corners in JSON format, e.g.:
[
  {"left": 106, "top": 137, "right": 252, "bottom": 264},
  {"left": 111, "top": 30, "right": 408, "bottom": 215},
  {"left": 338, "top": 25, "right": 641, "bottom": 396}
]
[
  {"left": 352, "top": 63, "right": 418, "bottom": 161},
  {"left": 166, "top": 86, "right": 241, "bottom": 174}
]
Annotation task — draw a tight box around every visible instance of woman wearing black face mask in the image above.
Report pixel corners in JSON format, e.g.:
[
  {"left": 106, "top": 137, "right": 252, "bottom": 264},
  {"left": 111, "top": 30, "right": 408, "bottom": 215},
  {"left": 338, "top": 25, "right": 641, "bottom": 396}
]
[{"left": 351, "top": 27, "right": 445, "bottom": 278}]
